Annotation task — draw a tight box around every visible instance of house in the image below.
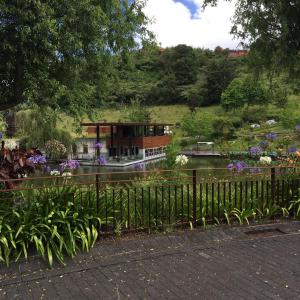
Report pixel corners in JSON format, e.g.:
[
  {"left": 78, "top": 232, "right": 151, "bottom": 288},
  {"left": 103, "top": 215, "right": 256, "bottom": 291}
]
[
  {"left": 75, "top": 122, "right": 173, "bottom": 166},
  {"left": 228, "top": 50, "right": 248, "bottom": 58}
]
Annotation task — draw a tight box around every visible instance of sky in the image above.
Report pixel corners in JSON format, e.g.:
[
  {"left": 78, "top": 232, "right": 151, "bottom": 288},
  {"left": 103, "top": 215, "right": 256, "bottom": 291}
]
[{"left": 143, "top": 0, "right": 240, "bottom": 50}]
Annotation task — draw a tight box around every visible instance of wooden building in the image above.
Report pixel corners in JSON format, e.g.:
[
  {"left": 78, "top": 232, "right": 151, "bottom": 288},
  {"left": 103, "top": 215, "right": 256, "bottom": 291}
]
[{"left": 76, "top": 122, "right": 173, "bottom": 166}]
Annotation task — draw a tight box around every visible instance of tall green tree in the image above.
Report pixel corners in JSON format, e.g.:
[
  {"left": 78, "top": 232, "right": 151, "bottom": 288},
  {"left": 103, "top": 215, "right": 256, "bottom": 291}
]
[{"left": 0, "top": 0, "right": 151, "bottom": 115}]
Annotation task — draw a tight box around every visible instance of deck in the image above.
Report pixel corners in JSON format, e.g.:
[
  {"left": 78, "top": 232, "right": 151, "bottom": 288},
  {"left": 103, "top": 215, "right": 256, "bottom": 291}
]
[{"left": 180, "top": 150, "right": 221, "bottom": 157}]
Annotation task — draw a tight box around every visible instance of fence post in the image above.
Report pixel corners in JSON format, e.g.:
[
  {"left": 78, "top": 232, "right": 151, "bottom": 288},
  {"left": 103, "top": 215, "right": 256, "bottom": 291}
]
[
  {"left": 192, "top": 170, "right": 197, "bottom": 227},
  {"left": 96, "top": 174, "right": 100, "bottom": 232},
  {"left": 271, "top": 167, "right": 276, "bottom": 202}
]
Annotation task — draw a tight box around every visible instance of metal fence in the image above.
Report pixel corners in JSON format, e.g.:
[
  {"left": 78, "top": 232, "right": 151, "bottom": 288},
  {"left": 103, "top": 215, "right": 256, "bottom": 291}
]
[{"left": 0, "top": 166, "right": 299, "bottom": 234}]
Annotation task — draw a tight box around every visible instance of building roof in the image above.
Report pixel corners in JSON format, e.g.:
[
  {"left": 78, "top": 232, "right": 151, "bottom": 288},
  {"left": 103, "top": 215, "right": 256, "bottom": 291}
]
[{"left": 81, "top": 122, "right": 173, "bottom": 127}]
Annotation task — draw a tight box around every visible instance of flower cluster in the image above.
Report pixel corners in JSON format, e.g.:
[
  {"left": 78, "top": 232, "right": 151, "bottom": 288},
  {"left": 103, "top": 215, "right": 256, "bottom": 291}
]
[
  {"left": 134, "top": 162, "right": 143, "bottom": 171},
  {"left": 248, "top": 146, "right": 263, "bottom": 156},
  {"left": 45, "top": 140, "right": 67, "bottom": 158},
  {"left": 94, "top": 142, "right": 103, "bottom": 149},
  {"left": 227, "top": 161, "right": 248, "bottom": 172},
  {"left": 259, "top": 140, "right": 269, "bottom": 150},
  {"left": 265, "top": 132, "right": 277, "bottom": 141},
  {"left": 59, "top": 159, "right": 80, "bottom": 171},
  {"left": 50, "top": 170, "right": 60, "bottom": 176},
  {"left": 62, "top": 172, "right": 72, "bottom": 178},
  {"left": 97, "top": 155, "right": 107, "bottom": 166},
  {"left": 175, "top": 155, "right": 189, "bottom": 166},
  {"left": 287, "top": 147, "right": 297, "bottom": 154},
  {"left": 295, "top": 125, "right": 300, "bottom": 133},
  {"left": 27, "top": 155, "right": 47, "bottom": 165},
  {"left": 259, "top": 156, "right": 272, "bottom": 165}
]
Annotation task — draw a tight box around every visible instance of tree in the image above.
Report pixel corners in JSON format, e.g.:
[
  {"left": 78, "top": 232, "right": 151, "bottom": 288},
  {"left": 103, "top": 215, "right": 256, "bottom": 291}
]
[
  {"left": 221, "top": 77, "right": 268, "bottom": 111},
  {"left": 201, "top": 55, "right": 238, "bottom": 105},
  {"left": 204, "top": 0, "right": 300, "bottom": 77},
  {"left": 0, "top": 0, "right": 151, "bottom": 114}
]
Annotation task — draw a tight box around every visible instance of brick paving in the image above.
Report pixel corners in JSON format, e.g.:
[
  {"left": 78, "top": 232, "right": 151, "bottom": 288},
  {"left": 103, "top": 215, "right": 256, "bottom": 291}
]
[{"left": 1, "top": 221, "right": 300, "bottom": 299}]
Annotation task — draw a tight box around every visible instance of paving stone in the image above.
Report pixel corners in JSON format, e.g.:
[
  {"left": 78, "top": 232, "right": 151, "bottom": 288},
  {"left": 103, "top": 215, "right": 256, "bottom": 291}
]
[{"left": 0, "top": 222, "right": 300, "bottom": 299}]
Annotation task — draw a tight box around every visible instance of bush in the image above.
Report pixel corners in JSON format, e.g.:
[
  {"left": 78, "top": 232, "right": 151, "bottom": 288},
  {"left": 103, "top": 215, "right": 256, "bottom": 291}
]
[
  {"left": 181, "top": 111, "right": 215, "bottom": 139},
  {"left": 212, "top": 117, "right": 236, "bottom": 140},
  {"left": 241, "top": 106, "right": 266, "bottom": 123}
]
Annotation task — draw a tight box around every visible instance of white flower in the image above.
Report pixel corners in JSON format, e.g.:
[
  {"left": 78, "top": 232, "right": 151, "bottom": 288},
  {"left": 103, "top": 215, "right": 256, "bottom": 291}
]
[
  {"left": 50, "top": 170, "right": 60, "bottom": 176},
  {"left": 62, "top": 172, "right": 72, "bottom": 178},
  {"left": 259, "top": 156, "right": 272, "bottom": 165},
  {"left": 175, "top": 154, "right": 189, "bottom": 166}
]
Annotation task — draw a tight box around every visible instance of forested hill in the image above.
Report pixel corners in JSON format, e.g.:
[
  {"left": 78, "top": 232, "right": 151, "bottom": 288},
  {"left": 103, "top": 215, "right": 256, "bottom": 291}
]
[{"left": 107, "top": 45, "right": 246, "bottom": 108}]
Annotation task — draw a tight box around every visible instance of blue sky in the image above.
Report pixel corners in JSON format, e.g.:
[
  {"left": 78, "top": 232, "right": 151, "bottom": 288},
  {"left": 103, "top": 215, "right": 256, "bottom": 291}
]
[{"left": 174, "top": 0, "right": 198, "bottom": 17}]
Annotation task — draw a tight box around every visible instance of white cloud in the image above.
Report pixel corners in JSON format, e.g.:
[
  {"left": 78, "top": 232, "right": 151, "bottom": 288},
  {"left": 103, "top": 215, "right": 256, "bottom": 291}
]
[{"left": 144, "top": 0, "right": 240, "bottom": 49}]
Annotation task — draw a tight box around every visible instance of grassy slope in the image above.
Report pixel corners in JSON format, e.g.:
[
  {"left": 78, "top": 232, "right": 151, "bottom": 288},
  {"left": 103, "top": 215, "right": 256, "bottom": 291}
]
[{"left": 55, "top": 95, "right": 300, "bottom": 148}]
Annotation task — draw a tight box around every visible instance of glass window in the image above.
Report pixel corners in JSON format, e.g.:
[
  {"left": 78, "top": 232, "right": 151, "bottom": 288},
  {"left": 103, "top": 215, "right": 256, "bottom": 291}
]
[{"left": 83, "top": 144, "right": 88, "bottom": 154}]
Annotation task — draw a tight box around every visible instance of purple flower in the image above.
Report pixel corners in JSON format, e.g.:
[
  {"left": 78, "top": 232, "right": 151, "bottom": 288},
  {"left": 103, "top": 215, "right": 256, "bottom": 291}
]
[
  {"left": 227, "top": 161, "right": 248, "bottom": 172},
  {"left": 0, "top": 132, "right": 2, "bottom": 139},
  {"left": 250, "top": 167, "right": 262, "bottom": 174},
  {"left": 265, "top": 132, "right": 277, "bottom": 141},
  {"left": 259, "top": 140, "right": 269, "bottom": 150},
  {"left": 295, "top": 125, "right": 300, "bottom": 133},
  {"left": 227, "top": 163, "right": 235, "bottom": 171},
  {"left": 27, "top": 155, "right": 47, "bottom": 165},
  {"left": 97, "top": 155, "right": 107, "bottom": 166},
  {"left": 60, "top": 159, "right": 80, "bottom": 171},
  {"left": 249, "top": 146, "right": 263, "bottom": 156},
  {"left": 94, "top": 142, "right": 103, "bottom": 149},
  {"left": 287, "top": 147, "right": 297, "bottom": 154},
  {"left": 43, "top": 165, "right": 52, "bottom": 173},
  {"left": 134, "top": 162, "right": 143, "bottom": 171}
]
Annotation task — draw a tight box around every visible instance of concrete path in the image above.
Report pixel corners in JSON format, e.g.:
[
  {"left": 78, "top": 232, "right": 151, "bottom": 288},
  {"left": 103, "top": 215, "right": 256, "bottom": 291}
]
[{"left": 1, "top": 221, "right": 300, "bottom": 299}]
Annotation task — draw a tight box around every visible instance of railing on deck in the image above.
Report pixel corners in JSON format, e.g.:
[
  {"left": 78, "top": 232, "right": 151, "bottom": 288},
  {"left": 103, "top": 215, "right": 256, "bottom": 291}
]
[{"left": 0, "top": 166, "right": 299, "bottom": 234}]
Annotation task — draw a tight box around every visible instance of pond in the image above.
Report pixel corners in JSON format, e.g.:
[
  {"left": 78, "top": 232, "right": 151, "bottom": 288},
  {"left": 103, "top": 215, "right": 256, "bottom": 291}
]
[{"left": 68, "top": 157, "right": 231, "bottom": 181}]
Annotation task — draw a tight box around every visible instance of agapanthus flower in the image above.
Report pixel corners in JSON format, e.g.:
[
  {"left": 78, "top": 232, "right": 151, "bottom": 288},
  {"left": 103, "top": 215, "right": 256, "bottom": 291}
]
[
  {"left": 287, "top": 147, "right": 297, "bottom": 154},
  {"left": 265, "top": 132, "right": 277, "bottom": 141},
  {"left": 97, "top": 155, "right": 107, "bottom": 166},
  {"left": 134, "top": 162, "right": 143, "bottom": 171},
  {"left": 27, "top": 155, "right": 47, "bottom": 165},
  {"left": 295, "top": 125, "right": 300, "bottom": 133},
  {"left": 94, "top": 142, "right": 103, "bottom": 149},
  {"left": 50, "top": 170, "right": 60, "bottom": 176},
  {"left": 60, "top": 159, "right": 80, "bottom": 171},
  {"left": 62, "top": 172, "right": 72, "bottom": 178},
  {"left": 259, "top": 140, "right": 269, "bottom": 150},
  {"left": 227, "top": 161, "right": 248, "bottom": 172},
  {"left": 175, "top": 155, "right": 189, "bottom": 166},
  {"left": 248, "top": 146, "right": 263, "bottom": 156},
  {"left": 43, "top": 165, "right": 52, "bottom": 173},
  {"left": 259, "top": 156, "right": 272, "bottom": 165},
  {"left": 0, "top": 132, "right": 2, "bottom": 139}
]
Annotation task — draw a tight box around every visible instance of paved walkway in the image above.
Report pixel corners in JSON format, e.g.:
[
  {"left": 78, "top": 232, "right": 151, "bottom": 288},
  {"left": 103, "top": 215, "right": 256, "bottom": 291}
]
[{"left": 1, "top": 221, "right": 300, "bottom": 299}]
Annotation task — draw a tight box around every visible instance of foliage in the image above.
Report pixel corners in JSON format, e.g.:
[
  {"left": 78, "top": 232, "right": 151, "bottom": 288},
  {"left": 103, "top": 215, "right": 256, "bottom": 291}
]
[
  {"left": 0, "top": 185, "right": 100, "bottom": 266},
  {"left": 45, "top": 140, "right": 67, "bottom": 160},
  {"left": 181, "top": 111, "right": 215, "bottom": 139},
  {"left": 124, "top": 99, "right": 151, "bottom": 122},
  {"left": 212, "top": 117, "right": 236, "bottom": 140},
  {"left": 0, "top": 0, "right": 151, "bottom": 114},
  {"left": 204, "top": 0, "right": 300, "bottom": 78},
  {"left": 221, "top": 77, "right": 268, "bottom": 111},
  {"left": 164, "top": 139, "right": 180, "bottom": 169},
  {"left": 16, "top": 108, "right": 73, "bottom": 151}
]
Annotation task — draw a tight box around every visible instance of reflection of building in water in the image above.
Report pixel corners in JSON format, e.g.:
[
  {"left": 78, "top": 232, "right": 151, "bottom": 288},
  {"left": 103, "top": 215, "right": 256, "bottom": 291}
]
[{"left": 75, "top": 122, "right": 173, "bottom": 166}]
